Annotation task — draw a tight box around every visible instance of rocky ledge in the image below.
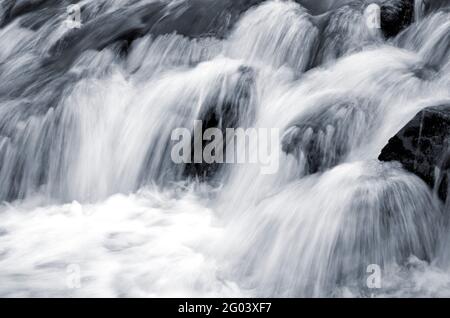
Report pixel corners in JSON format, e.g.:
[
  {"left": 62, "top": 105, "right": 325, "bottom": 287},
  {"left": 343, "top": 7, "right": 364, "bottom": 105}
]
[{"left": 379, "top": 105, "right": 450, "bottom": 203}]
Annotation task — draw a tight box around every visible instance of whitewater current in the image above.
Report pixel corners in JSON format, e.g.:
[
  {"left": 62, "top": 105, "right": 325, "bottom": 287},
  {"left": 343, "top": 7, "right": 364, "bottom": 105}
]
[{"left": 0, "top": 0, "right": 449, "bottom": 297}]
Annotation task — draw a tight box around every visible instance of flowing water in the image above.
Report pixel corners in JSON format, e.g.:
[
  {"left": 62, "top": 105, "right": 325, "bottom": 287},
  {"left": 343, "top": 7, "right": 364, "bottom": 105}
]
[{"left": 0, "top": 0, "right": 449, "bottom": 297}]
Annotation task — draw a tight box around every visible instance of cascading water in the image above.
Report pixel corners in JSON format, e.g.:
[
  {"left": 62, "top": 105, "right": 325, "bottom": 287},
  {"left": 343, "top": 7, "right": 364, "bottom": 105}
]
[
  {"left": 0, "top": 0, "right": 449, "bottom": 297},
  {"left": 414, "top": 0, "right": 425, "bottom": 21}
]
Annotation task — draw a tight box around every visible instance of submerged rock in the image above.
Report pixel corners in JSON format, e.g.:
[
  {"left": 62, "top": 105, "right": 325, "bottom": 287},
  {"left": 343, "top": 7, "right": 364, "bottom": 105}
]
[
  {"left": 46, "top": 0, "right": 265, "bottom": 70},
  {"left": 184, "top": 65, "right": 256, "bottom": 181},
  {"left": 0, "top": 0, "right": 79, "bottom": 27},
  {"left": 150, "top": 0, "right": 264, "bottom": 39},
  {"left": 303, "top": 0, "right": 415, "bottom": 39},
  {"left": 229, "top": 161, "right": 443, "bottom": 297},
  {"left": 282, "top": 97, "right": 375, "bottom": 175},
  {"left": 379, "top": 105, "right": 450, "bottom": 203}
]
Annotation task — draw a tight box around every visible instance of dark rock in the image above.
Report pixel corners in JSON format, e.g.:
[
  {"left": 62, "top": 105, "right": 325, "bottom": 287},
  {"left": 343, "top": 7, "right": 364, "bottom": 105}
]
[
  {"left": 394, "top": 4, "right": 450, "bottom": 70},
  {"left": 294, "top": 0, "right": 356, "bottom": 15},
  {"left": 282, "top": 97, "right": 374, "bottom": 175},
  {"left": 379, "top": 105, "right": 450, "bottom": 203},
  {"left": 310, "top": 0, "right": 417, "bottom": 66},
  {"left": 313, "top": 2, "right": 369, "bottom": 65},
  {"left": 379, "top": 0, "right": 414, "bottom": 38},
  {"left": 184, "top": 65, "right": 256, "bottom": 181},
  {"left": 46, "top": 2, "right": 167, "bottom": 71},
  {"left": 46, "top": 0, "right": 264, "bottom": 70},
  {"left": 1, "top": 0, "right": 80, "bottom": 27},
  {"left": 301, "top": 0, "right": 416, "bottom": 39},
  {"left": 150, "top": 0, "right": 264, "bottom": 39}
]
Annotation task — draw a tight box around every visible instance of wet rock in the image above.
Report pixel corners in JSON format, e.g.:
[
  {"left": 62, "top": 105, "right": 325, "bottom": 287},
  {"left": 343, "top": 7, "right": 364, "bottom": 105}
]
[
  {"left": 282, "top": 98, "right": 374, "bottom": 175},
  {"left": 1, "top": 0, "right": 79, "bottom": 27},
  {"left": 46, "top": 2, "right": 167, "bottom": 71},
  {"left": 298, "top": 0, "right": 416, "bottom": 39},
  {"left": 313, "top": 2, "right": 374, "bottom": 65},
  {"left": 379, "top": 105, "right": 450, "bottom": 203},
  {"left": 184, "top": 66, "right": 256, "bottom": 180},
  {"left": 379, "top": 0, "right": 414, "bottom": 38},
  {"left": 309, "top": 0, "right": 416, "bottom": 66},
  {"left": 150, "top": 0, "right": 264, "bottom": 39},
  {"left": 10, "top": 0, "right": 53, "bottom": 18},
  {"left": 47, "top": 0, "right": 264, "bottom": 70},
  {"left": 0, "top": 1, "right": 15, "bottom": 25},
  {"left": 294, "top": 0, "right": 354, "bottom": 15}
]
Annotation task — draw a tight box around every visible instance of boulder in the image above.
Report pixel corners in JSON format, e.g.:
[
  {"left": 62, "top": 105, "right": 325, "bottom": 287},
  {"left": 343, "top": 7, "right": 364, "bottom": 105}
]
[
  {"left": 379, "top": 0, "right": 415, "bottom": 38},
  {"left": 302, "top": 0, "right": 416, "bottom": 38},
  {"left": 282, "top": 97, "right": 374, "bottom": 175},
  {"left": 46, "top": 0, "right": 265, "bottom": 70},
  {"left": 184, "top": 65, "right": 256, "bottom": 181},
  {"left": 379, "top": 105, "right": 450, "bottom": 203},
  {"left": 1, "top": 0, "right": 80, "bottom": 27}
]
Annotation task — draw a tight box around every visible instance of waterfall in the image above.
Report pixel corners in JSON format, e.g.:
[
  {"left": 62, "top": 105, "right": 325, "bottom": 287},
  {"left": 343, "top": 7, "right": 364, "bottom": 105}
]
[
  {"left": 414, "top": 0, "right": 425, "bottom": 22},
  {"left": 0, "top": 0, "right": 449, "bottom": 297},
  {"left": 221, "top": 161, "right": 443, "bottom": 297}
]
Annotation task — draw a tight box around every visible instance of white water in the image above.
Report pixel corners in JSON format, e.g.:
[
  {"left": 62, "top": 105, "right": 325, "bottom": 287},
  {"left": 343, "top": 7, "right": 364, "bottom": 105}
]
[{"left": 0, "top": 0, "right": 449, "bottom": 297}]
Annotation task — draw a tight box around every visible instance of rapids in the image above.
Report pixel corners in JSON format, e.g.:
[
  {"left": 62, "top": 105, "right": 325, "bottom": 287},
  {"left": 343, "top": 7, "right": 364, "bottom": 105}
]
[{"left": 0, "top": 0, "right": 449, "bottom": 297}]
